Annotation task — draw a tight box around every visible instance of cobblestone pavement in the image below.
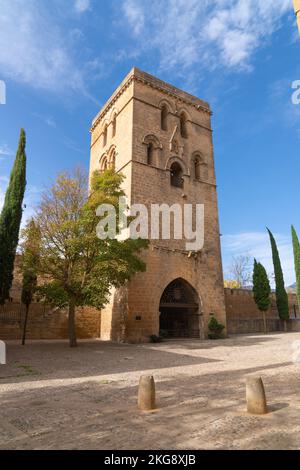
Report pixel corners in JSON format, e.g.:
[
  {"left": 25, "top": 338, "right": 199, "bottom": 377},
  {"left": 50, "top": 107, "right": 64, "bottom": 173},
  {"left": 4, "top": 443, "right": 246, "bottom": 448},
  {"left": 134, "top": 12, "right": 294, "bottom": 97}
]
[{"left": 1, "top": 333, "right": 300, "bottom": 449}]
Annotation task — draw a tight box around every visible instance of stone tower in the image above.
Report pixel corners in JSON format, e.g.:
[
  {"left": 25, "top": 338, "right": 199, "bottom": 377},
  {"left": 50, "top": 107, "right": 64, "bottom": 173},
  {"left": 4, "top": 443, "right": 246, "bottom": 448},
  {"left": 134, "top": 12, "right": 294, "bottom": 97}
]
[
  {"left": 90, "top": 68, "right": 226, "bottom": 342},
  {"left": 294, "top": 0, "right": 300, "bottom": 34}
]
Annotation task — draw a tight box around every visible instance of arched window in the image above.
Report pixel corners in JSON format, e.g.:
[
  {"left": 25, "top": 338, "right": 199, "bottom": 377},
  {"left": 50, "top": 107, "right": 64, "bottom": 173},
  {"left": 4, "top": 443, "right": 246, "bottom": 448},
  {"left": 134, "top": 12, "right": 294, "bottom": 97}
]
[
  {"left": 192, "top": 153, "right": 207, "bottom": 181},
  {"left": 110, "top": 150, "right": 116, "bottom": 170},
  {"left": 161, "top": 105, "right": 168, "bottom": 131},
  {"left": 170, "top": 162, "right": 184, "bottom": 188},
  {"left": 180, "top": 113, "right": 188, "bottom": 139},
  {"left": 143, "top": 134, "right": 161, "bottom": 166},
  {"left": 147, "top": 143, "right": 154, "bottom": 165},
  {"left": 112, "top": 114, "right": 117, "bottom": 138},
  {"left": 100, "top": 155, "right": 108, "bottom": 172},
  {"left": 103, "top": 125, "right": 108, "bottom": 147},
  {"left": 194, "top": 157, "right": 201, "bottom": 180}
]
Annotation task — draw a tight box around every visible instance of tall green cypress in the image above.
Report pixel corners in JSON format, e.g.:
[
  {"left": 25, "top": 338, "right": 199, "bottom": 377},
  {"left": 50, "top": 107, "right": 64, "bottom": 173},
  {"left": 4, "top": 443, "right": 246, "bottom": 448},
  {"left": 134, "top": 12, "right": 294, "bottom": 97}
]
[
  {"left": 267, "top": 228, "right": 289, "bottom": 322},
  {"left": 0, "top": 129, "right": 27, "bottom": 304},
  {"left": 253, "top": 259, "right": 271, "bottom": 333},
  {"left": 291, "top": 225, "right": 300, "bottom": 310},
  {"left": 253, "top": 259, "right": 271, "bottom": 311}
]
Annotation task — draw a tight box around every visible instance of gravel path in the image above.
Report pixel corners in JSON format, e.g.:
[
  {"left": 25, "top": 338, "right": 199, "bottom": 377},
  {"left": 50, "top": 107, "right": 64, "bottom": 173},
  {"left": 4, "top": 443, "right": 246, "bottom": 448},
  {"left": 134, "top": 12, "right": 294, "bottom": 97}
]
[{"left": 1, "top": 333, "right": 300, "bottom": 450}]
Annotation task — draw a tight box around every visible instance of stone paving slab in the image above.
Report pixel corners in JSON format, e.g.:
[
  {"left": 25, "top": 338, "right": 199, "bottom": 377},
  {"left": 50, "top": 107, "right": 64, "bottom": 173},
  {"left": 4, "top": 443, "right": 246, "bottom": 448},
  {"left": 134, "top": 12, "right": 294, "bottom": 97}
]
[{"left": 1, "top": 333, "right": 300, "bottom": 449}]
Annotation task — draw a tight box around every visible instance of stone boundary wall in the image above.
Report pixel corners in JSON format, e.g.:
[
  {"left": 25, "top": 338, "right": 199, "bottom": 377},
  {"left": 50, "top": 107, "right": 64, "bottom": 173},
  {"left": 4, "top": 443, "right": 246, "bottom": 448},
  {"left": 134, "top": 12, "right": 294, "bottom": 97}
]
[
  {"left": 227, "top": 318, "right": 300, "bottom": 335},
  {"left": 225, "top": 288, "right": 300, "bottom": 334},
  {"left": 0, "top": 256, "right": 101, "bottom": 341},
  {"left": 2, "top": 283, "right": 300, "bottom": 341},
  {"left": 0, "top": 302, "right": 101, "bottom": 341}
]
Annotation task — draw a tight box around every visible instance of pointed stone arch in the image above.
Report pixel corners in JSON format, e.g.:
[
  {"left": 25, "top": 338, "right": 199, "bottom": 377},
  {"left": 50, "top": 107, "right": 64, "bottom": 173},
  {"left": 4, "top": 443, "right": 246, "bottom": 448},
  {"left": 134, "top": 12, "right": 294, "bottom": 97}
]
[
  {"left": 165, "top": 155, "right": 189, "bottom": 176},
  {"left": 159, "top": 278, "right": 201, "bottom": 338}
]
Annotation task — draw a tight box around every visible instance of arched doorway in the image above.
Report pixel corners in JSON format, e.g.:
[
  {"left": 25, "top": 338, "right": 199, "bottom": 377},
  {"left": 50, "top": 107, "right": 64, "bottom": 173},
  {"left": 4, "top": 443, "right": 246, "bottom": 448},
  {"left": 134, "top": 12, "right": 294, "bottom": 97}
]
[{"left": 159, "top": 278, "right": 200, "bottom": 338}]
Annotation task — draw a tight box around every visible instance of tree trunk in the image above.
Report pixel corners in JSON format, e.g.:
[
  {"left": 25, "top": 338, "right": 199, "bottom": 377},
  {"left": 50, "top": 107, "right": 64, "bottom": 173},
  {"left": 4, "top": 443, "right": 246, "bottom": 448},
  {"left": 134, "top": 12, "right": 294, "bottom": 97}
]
[
  {"left": 262, "top": 311, "right": 267, "bottom": 334},
  {"left": 284, "top": 319, "right": 288, "bottom": 332},
  {"left": 22, "top": 304, "right": 30, "bottom": 346},
  {"left": 68, "top": 300, "right": 77, "bottom": 347}
]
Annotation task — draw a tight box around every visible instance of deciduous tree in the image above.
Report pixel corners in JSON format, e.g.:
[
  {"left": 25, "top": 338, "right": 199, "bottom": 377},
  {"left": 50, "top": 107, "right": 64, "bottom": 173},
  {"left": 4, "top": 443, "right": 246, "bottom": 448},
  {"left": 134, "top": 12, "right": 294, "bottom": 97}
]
[
  {"left": 36, "top": 168, "right": 148, "bottom": 347},
  {"left": 228, "top": 254, "right": 251, "bottom": 288}
]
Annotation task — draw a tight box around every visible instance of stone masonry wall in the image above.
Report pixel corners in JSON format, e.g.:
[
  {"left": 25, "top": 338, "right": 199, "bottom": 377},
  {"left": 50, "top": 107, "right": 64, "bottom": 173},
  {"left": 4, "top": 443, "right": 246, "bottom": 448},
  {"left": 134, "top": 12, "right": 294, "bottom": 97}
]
[
  {"left": 225, "top": 288, "right": 300, "bottom": 334},
  {"left": 0, "top": 256, "right": 101, "bottom": 341},
  {"left": 0, "top": 303, "right": 101, "bottom": 341}
]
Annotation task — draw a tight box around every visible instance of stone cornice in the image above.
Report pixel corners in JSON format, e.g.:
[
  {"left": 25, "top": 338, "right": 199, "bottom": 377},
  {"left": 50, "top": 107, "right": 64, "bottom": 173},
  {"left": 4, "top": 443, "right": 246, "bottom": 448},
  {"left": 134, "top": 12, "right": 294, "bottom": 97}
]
[{"left": 90, "top": 68, "right": 212, "bottom": 132}]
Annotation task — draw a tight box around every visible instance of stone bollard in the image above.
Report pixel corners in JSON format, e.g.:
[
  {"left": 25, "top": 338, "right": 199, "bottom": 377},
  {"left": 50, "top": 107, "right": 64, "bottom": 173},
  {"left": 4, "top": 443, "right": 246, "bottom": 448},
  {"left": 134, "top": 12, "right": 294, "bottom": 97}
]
[
  {"left": 0, "top": 340, "right": 6, "bottom": 365},
  {"left": 138, "top": 375, "right": 156, "bottom": 411},
  {"left": 246, "top": 376, "right": 268, "bottom": 415}
]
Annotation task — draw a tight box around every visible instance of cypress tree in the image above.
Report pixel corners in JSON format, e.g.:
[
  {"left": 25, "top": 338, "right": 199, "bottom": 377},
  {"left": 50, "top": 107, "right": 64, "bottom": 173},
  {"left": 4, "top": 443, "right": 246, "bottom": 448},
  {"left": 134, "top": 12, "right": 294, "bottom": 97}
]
[
  {"left": 267, "top": 228, "right": 289, "bottom": 324},
  {"left": 291, "top": 225, "right": 300, "bottom": 311},
  {"left": 0, "top": 129, "right": 27, "bottom": 304},
  {"left": 253, "top": 259, "right": 271, "bottom": 333},
  {"left": 21, "top": 219, "right": 40, "bottom": 345}
]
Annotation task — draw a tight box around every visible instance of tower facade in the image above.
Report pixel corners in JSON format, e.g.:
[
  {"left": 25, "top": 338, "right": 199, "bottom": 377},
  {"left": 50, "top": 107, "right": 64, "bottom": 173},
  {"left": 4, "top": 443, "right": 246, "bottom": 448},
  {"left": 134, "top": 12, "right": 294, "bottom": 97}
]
[
  {"left": 294, "top": 0, "right": 300, "bottom": 34},
  {"left": 90, "top": 68, "right": 226, "bottom": 342}
]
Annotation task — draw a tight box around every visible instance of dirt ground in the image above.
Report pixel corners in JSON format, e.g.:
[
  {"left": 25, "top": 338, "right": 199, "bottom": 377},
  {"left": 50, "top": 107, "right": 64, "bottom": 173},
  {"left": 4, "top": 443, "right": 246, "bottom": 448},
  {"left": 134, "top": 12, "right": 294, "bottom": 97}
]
[{"left": 1, "top": 332, "right": 300, "bottom": 450}]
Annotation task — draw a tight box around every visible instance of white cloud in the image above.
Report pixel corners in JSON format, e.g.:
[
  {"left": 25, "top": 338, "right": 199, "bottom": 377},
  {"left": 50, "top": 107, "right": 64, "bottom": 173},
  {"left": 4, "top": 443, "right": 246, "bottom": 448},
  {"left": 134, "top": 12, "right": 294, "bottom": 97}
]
[
  {"left": 222, "top": 231, "right": 295, "bottom": 287},
  {"left": 74, "top": 0, "right": 91, "bottom": 14},
  {"left": 0, "top": 144, "right": 13, "bottom": 156},
  {"left": 63, "top": 136, "right": 85, "bottom": 154},
  {"left": 32, "top": 113, "right": 57, "bottom": 128},
  {"left": 0, "top": 176, "right": 9, "bottom": 209},
  {"left": 45, "top": 117, "right": 57, "bottom": 128},
  {"left": 0, "top": 175, "right": 41, "bottom": 227},
  {"left": 122, "top": 0, "right": 291, "bottom": 73},
  {"left": 0, "top": 0, "right": 86, "bottom": 93},
  {"left": 122, "top": 0, "right": 145, "bottom": 35}
]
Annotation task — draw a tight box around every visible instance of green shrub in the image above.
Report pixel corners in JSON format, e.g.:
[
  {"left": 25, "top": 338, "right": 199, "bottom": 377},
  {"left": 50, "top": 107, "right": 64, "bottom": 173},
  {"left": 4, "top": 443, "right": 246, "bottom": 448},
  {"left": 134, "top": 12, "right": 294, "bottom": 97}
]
[
  {"left": 208, "top": 316, "right": 225, "bottom": 339},
  {"left": 150, "top": 334, "right": 162, "bottom": 343}
]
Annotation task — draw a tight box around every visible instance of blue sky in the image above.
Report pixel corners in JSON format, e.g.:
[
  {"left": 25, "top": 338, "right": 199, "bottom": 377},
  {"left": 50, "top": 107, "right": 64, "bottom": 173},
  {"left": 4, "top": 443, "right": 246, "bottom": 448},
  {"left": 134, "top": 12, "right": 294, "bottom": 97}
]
[{"left": 0, "top": 0, "right": 299, "bottom": 284}]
